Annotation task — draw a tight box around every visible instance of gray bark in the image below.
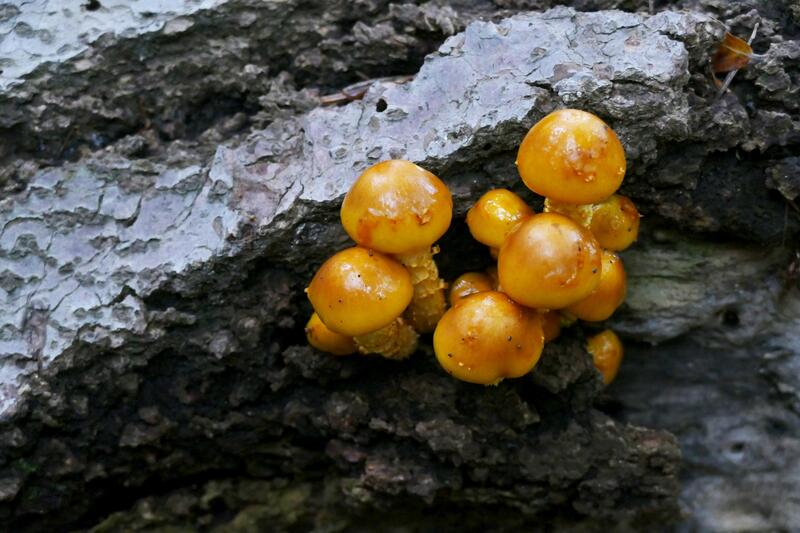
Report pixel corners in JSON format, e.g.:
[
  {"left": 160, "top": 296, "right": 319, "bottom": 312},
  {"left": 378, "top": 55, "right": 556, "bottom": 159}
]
[{"left": 0, "top": 0, "right": 798, "bottom": 531}]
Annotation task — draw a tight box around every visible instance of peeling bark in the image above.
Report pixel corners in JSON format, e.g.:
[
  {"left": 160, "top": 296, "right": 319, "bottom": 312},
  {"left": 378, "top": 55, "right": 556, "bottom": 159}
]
[{"left": 0, "top": 1, "right": 799, "bottom": 531}]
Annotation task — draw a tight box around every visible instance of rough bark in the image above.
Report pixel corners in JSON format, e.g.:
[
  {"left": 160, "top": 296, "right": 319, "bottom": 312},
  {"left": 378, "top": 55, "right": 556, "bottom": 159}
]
[{"left": 0, "top": 0, "right": 799, "bottom": 531}]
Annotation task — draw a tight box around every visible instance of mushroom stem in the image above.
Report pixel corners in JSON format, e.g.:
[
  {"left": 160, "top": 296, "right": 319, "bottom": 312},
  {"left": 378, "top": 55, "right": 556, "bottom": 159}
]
[
  {"left": 394, "top": 246, "right": 447, "bottom": 333},
  {"left": 354, "top": 317, "right": 419, "bottom": 360}
]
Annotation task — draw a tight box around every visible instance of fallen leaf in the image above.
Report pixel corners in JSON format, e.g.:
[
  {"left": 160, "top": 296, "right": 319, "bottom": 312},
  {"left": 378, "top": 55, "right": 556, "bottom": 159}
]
[{"left": 711, "top": 32, "right": 753, "bottom": 73}]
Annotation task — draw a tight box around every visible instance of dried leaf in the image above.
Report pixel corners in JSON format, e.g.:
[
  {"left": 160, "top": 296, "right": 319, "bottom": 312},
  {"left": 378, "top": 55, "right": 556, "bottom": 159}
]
[{"left": 711, "top": 32, "right": 753, "bottom": 73}]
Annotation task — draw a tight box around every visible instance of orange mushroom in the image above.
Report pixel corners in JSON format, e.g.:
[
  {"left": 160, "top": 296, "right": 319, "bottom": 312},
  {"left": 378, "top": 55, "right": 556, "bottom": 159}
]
[
  {"left": 565, "top": 250, "right": 627, "bottom": 322},
  {"left": 545, "top": 194, "right": 640, "bottom": 251},
  {"left": 433, "top": 291, "right": 544, "bottom": 385},
  {"left": 586, "top": 329, "right": 624, "bottom": 385},
  {"left": 585, "top": 195, "right": 640, "bottom": 251},
  {"left": 540, "top": 310, "right": 562, "bottom": 343},
  {"left": 341, "top": 160, "right": 452, "bottom": 255},
  {"left": 448, "top": 272, "right": 494, "bottom": 306},
  {"left": 466, "top": 189, "right": 533, "bottom": 256},
  {"left": 517, "top": 109, "right": 626, "bottom": 204},
  {"left": 498, "top": 213, "right": 602, "bottom": 309},
  {"left": 485, "top": 265, "right": 501, "bottom": 292},
  {"left": 341, "top": 160, "right": 452, "bottom": 332},
  {"left": 305, "top": 313, "right": 357, "bottom": 355},
  {"left": 306, "top": 246, "right": 418, "bottom": 359}
]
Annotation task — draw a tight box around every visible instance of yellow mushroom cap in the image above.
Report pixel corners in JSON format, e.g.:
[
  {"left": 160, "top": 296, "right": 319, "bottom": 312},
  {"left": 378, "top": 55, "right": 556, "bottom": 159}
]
[
  {"left": 466, "top": 189, "right": 533, "bottom": 249},
  {"left": 540, "top": 310, "right": 562, "bottom": 343},
  {"left": 586, "top": 329, "right": 624, "bottom": 385},
  {"left": 566, "top": 250, "right": 627, "bottom": 322},
  {"left": 306, "top": 246, "right": 413, "bottom": 337},
  {"left": 485, "top": 265, "right": 501, "bottom": 292},
  {"left": 588, "top": 195, "right": 640, "bottom": 251},
  {"left": 341, "top": 160, "right": 453, "bottom": 254},
  {"left": 433, "top": 291, "right": 544, "bottom": 385},
  {"left": 516, "top": 109, "right": 626, "bottom": 204},
  {"left": 305, "top": 313, "right": 357, "bottom": 355},
  {"left": 542, "top": 197, "right": 593, "bottom": 226},
  {"left": 498, "top": 213, "right": 601, "bottom": 309},
  {"left": 449, "top": 272, "right": 494, "bottom": 306}
]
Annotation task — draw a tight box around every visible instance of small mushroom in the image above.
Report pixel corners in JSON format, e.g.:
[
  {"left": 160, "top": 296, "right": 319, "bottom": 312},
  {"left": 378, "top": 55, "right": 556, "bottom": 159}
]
[
  {"left": 448, "top": 271, "right": 494, "bottom": 306},
  {"left": 433, "top": 291, "right": 544, "bottom": 385},
  {"left": 305, "top": 312, "right": 357, "bottom": 356},
  {"left": 540, "top": 310, "right": 562, "bottom": 343},
  {"left": 516, "top": 109, "right": 626, "bottom": 204},
  {"left": 484, "top": 265, "right": 502, "bottom": 292},
  {"left": 586, "top": 195, "right": 640, "bottom": 251},
  {"left": 306, "top": 246, "right": 418, "bottom": 359},
  {"left": 341, "top": 160, "right": 452, "bottom": 332},
  {"left": 565, "top": 250, "right": 627, "bottom": 322},
  {"left": 545, "top": 194, "right": 640, "bottom": 251},
  {"left": 586, "top": 329, "right": 624, "bottom": 385},
  {"left": 466, "top": 188, "right": 533, "bottom": 256},
  {"left": 498, "top": 213, "right": 602, "bottom": 309}
]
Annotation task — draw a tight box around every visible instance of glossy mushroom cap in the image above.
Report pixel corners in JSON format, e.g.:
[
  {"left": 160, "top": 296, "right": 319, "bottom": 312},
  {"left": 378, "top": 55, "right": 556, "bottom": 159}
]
[
  {"left": 587, "top": 195, "right": 640, "bottom": 251},
  {"left": 498, "top": 213, "right": 601, "bottom": 309},
  {"left": 485, "top": 265, "right": 501, "bottom": 291},
  {"left": 516, "top": 109, "right": 626, "bottom": 204},
  {"left": 566, "top": 250, "right": 626, "bottom": 322},
  {"left": 341, "top": 160, "right": 453, "bottom": 254},
  {"left": 586, "top": 329, "right": 624, "bottom": 385},
  {"left": 466, "top": 189, "right": 533, "bottom": 249},
  {"left": 449, "top": 272, "right": 494, "bottom": 306},
  {"left": 306, "top": 246, "right": 413, "bottom": 337},
  {"left": 542, "top": 198, "right": 592, "bottom": 226},
  {"left": 305, "top": 313, "right": 357, "bottom": 355},
  {"left": 545, "top": 195, "right": 640, "bottom": 251},
  {"left": 434, "top": 291, "right": 544, "bottom": 385},
  {"left": 540, "top": 310, "right": 562, "bottom": 343}
]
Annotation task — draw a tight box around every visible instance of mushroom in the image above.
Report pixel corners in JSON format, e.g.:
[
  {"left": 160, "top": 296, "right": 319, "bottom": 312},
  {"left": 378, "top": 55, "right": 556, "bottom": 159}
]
[
  {"left": 433, "top": 291, "right": 544, "bottom": 385},
  {"left": 341, "top": 160, "right": 452, "bottom": 332},
  {"left": 540, "top": 310, "right": 562, "bottom": 343},
  {"left": 586, "top": 329, "right": 624, "bottom": 385},
  {"left": 485, "top": 265, "right": 501, "bottom": 292},
  {"left": 544, "top": 194, "right": 640, "bottom": 251},
  {"left": 466, "top": 188, "right": 533, "bottom": 258},
  {"left": 448, "top": 271, "right": 494, "bottom": 306},
  {"left": 586, "top": 195, "right": 640, "bottom": 251},
  {"left": 565, "top": 250, "right": 626, "bottom": 322},
  {"left": 498, "top": 213, "right": 602, "bottom": 309},
  {"left": 305, "top": 312, "right": 357, "bottom": 355},
  {"left": 457, "top": 266, "right": 559, "bottom": 341},
  {"left": 516, "top": 109, "right": 626, "bottom": 204},
  {"left": 306, "top": 246, "right": 418, "bottom": 359}
]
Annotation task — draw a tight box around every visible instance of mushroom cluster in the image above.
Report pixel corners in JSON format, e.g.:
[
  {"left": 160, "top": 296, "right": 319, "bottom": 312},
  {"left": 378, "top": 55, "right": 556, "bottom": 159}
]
[{"left": 306, "top": 109, "right": 638, "bottom": 387}]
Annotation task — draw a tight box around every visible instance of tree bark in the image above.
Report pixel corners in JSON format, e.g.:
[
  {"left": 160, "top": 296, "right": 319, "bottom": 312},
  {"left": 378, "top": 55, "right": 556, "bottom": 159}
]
[{"left": 0, "top": 1, "right": 798, "bottom": 530}]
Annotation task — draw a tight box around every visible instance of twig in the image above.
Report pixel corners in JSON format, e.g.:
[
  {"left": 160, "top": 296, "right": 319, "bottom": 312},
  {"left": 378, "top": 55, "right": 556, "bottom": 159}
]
[{"left": 320, "top": 75, "right": 415, "bottom": 106}]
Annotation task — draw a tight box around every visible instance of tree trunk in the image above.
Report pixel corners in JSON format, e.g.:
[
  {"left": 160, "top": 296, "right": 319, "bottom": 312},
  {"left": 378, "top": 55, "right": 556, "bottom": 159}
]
[{"left": 0, "top": 1, "right": 798, "bottom": 530}]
